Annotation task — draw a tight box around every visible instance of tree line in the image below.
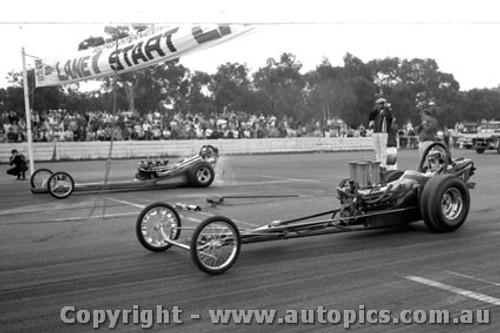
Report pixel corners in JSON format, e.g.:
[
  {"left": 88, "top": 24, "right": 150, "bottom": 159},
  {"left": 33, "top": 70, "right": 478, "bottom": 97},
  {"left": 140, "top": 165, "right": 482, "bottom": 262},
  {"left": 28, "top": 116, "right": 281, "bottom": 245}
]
[{"left": 1, "top": 25, "right": 499, "bottom": 129}]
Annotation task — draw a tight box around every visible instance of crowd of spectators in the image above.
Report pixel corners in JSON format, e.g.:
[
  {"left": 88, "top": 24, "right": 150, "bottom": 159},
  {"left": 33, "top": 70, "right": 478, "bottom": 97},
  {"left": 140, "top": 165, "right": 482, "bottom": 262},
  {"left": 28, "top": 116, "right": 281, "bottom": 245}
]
[{"left": 0, "top": 109, "right": 366, "bottom": 143}]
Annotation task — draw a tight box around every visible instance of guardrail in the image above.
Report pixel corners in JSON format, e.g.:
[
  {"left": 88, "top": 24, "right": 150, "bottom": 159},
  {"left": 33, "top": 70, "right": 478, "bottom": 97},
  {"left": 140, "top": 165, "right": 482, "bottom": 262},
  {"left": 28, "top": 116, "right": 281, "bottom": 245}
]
[{"left": 0, "top": 137, "right": 374, "bottom": 163}]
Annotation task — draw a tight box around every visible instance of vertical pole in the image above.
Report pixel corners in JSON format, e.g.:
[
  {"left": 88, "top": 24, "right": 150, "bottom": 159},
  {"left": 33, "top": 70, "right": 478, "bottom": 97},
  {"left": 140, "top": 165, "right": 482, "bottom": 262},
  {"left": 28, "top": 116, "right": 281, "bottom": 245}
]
[{"left": 22, "top": 47, "right": 35, "bottom": 176}]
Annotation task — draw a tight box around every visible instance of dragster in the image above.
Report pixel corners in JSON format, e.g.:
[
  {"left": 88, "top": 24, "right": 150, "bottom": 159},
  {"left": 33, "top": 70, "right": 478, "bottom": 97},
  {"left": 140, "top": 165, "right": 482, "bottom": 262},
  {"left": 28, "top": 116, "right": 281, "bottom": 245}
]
[
  {"left": 135, "top": 143, "right": 476, "bottom": 275},
  {"left": 30, "top": 145, "right": 219, "bottom": 199}
]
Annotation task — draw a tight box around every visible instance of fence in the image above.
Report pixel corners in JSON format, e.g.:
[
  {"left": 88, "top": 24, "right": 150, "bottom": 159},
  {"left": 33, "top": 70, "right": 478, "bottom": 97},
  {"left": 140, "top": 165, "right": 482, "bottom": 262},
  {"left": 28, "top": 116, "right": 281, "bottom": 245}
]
[{"left": 0, "top": 137, "right": 374, "bottom": 163}]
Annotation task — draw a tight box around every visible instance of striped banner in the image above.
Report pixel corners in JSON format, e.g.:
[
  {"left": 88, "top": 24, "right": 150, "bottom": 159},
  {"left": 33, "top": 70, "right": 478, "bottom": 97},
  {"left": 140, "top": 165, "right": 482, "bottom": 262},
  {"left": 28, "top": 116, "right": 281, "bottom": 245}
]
[{"left": 34, "top": 24, "right": 253, "bottom": 87}]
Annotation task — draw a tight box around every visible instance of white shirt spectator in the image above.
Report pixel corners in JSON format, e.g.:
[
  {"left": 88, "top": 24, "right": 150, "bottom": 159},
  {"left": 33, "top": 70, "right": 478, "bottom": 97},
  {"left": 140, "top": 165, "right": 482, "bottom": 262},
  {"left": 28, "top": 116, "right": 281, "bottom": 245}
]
[
  {"left": 162, "top": 129, "right": 171, "bottom": 139},
  {"left": 152, "top": 128, "right": 161, "bottom": 139}
]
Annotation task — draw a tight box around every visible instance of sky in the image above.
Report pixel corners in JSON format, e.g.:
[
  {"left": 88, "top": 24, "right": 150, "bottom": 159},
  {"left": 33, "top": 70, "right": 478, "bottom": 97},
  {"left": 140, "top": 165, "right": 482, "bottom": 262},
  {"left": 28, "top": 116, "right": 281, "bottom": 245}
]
[{"left": 1, "top": 0, "right": 500, "bottom": 91}]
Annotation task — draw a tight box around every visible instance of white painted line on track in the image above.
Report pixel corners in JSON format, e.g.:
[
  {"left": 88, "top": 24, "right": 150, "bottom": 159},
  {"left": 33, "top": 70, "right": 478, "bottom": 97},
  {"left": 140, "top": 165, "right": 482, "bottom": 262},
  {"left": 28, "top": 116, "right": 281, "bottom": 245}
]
[
  {"left": 445, "top": 271, "right": 500, "bottom": 287},
  {"left": 216, "top": 179, "right": 296, "bottom": 186},
  {"left": 180, "top": 215, "right": 202, "bottom": 223},
  {"left": 107, "top": 198, "right": 146, "bottom": 209},
  {"left": 406, "top": 275, "right": 500, "bottom": 306},
  {"left": 259, "top": 175, "right": 321, "bottom": 183},
  {"left": 107, "top": 197, "right": 260, "bottom": 226},
  {"left": 51, "top": 211, "right": 138, "bottom": 222},
  {"left": 47, "top": 210, "right": 202, "bottom": 224},
  {"left": 135, "top": 197, "right": 260, "bottom": 227}
]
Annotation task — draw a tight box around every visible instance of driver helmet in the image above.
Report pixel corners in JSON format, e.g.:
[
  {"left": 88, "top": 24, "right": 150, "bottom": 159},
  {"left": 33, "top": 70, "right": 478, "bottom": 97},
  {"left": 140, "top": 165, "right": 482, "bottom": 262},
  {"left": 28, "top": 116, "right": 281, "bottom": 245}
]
[
  {"left": 428, "top": 149, "right": 445, "bottom": 162},
  {"left": 427, "top": 150, "right": 445, "bottom": 171}
]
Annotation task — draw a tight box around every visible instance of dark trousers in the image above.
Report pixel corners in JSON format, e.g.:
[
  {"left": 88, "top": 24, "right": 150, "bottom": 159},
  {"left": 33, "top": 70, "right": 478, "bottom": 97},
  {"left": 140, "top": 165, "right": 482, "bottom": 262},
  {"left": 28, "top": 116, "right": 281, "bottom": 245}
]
[{"left": 7, "top": 166, "right": 27, "bottom": 179}]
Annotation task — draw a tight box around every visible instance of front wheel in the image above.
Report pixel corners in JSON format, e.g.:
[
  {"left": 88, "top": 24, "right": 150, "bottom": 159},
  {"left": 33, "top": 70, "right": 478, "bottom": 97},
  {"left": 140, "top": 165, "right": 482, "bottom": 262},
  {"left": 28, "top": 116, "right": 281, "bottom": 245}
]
[
  {"left": 47, "top": 172, "right": 75, "bottom": 199},
  {"left": 420, "top": 174, "right": 470, "bottom": 232},
  {"left": 30, "top": 168, "right": 53, "bottom": 189},
  {"left": 136, "top": 202, "right": 181, "bottom": 252},
  {"left": 476, "top": 148, "right": 485, "bottom": 154},
  {"left": 190, "top": 216, "right": 241, "bottom": 275}
]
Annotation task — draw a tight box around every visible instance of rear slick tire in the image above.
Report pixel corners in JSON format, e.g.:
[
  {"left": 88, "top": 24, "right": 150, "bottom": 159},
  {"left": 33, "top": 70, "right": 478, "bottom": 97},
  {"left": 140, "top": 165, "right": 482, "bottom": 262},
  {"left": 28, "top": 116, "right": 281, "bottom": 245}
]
[
  {"left": 419, "top": 174, "right": 470, "bottom": 232},
  {"left": 188, "top": 161, "right": 215, "bottom": 187}
]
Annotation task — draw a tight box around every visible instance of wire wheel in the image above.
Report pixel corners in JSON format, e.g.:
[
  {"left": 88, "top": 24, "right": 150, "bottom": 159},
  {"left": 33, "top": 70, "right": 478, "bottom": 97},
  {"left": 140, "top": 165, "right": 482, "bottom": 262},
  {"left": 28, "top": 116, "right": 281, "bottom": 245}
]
[
  {"left": 30, "top": 168, "right": 53, "bottom": 189},
  {"left": 136, "top": 203, "right": 181, "bottom": 252},
  {"left": 47, "top": 171, "right": 75, "bottom": 199},
  {"left": 190, "top": 216, "right": 241, "bottom": 275}
]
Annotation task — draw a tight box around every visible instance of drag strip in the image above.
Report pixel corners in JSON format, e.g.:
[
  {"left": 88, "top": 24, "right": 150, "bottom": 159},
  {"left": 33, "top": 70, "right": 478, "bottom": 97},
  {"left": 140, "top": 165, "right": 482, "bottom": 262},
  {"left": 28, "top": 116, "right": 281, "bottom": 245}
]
[{"left": 1, "top": 149, "right": 499, "bottom": 332}]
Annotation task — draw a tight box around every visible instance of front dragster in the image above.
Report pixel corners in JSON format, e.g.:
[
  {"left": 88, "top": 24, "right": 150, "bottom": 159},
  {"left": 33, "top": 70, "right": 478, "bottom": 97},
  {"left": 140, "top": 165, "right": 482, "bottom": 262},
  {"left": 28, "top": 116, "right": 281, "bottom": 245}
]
[
  {"left": 135, "top": 142, "right": 476, "bottom": 275},
  {"left": 134, "top": 145, "right": 218, "bottom": 186},
  {"left": 30, "top": 145, "right": 219, "bottom": 199}
]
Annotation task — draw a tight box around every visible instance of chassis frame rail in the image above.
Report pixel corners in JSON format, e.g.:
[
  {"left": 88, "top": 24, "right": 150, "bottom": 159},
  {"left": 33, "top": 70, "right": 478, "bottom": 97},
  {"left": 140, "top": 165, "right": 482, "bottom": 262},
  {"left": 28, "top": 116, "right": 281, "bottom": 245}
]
[{"left": 136, "top": 202, "right": 419, "bottom": 275}]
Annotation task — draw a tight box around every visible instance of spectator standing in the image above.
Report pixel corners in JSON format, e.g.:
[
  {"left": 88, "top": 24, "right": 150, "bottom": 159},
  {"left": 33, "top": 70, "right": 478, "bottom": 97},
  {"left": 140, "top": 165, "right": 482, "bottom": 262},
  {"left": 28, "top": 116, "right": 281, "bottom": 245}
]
[
  {"left": 386, "top": 116, "right": 399, "bottom": 170},
  {"left": 415, "top": 109, "right": 438, "bottom": 157},
  {"left": 368, "top": 98, "right": 393, "bottom": 168}
]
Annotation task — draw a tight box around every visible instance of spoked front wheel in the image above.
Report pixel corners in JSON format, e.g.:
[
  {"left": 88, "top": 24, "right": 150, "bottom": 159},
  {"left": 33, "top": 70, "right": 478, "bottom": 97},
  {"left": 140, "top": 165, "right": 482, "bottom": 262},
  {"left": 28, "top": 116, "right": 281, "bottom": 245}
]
[
  {"left": 136, "top": 202, "right": 182, "bottom": 252},
  {"left": 30, "top": 168, "right": 53, "bottom": 189},
  {"left": 190, "top": 216, "right": 241, "bottom": 275},
  {"left": 47, "top": 171, "right": 75, "bottom": 199}
]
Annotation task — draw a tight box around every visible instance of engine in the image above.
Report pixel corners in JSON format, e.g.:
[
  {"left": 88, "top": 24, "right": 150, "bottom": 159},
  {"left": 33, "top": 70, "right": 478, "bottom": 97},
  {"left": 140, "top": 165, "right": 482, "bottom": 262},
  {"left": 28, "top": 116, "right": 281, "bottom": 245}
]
[
  {"left": 336, "top": 160, "right": 410, "bottom": 221},
  {"left": 135, "top": 159, "right": 170, "bottom": 180}
]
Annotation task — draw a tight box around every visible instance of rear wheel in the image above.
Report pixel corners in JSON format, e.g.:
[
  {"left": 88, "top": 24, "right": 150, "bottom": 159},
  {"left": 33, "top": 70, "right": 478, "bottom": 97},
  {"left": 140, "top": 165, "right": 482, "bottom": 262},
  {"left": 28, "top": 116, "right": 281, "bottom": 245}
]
[
  {"left": 420, "top": 174, "right": 470, "bottom": 232},
  {"left": 188, "top": 161, "right": 214, "bottom": 187},
  {"left": 30, "top": 168, "right": 53, "bottom": 189},
  {"left": 136, "top": 202, "right": 181, "bottom": 252},
  {"left": 47, "top": 172, "right": 75, "bottom": 199},
  {"left": 190, "top": 216, "right": 241, "bottom": 275},
  {"left": 476, "top": 148, "right": 485, "bottom": 154}
]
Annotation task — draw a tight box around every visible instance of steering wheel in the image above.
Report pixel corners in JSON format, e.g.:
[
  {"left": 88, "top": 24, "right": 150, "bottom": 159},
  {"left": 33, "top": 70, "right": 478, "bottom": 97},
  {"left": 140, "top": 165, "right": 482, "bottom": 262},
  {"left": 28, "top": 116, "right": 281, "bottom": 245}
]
[{"left": 417, "top": 142, "right": 451, "bottom": 174}]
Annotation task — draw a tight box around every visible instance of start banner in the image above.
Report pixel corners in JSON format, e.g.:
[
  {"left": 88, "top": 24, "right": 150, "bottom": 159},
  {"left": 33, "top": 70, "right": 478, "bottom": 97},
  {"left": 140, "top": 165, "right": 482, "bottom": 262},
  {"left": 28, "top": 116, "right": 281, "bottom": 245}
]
[{"left": 35, "top": 24, "right": 253, "bottom": 87}]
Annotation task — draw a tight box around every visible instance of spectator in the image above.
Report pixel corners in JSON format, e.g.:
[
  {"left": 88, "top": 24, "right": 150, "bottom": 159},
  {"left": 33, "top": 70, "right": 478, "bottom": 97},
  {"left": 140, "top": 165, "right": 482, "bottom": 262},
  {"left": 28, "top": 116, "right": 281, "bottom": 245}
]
[
  {"left": 386, "top": 117, "right": 399, "bottom": 170},
  {"left": 7, "top": 149, "right": 28, "bottom": 180},
  {"left": 368, "top": 98, "right": 393, "bottom": 168},
  {"left": 1, "top": 107, "right": 370, "bottom": 143},
  {"left": 415, "top": 109, "right": 438, "bottom": 157},
  {"left": 7, "top": 126, "right": 18, "bottom": 143}
]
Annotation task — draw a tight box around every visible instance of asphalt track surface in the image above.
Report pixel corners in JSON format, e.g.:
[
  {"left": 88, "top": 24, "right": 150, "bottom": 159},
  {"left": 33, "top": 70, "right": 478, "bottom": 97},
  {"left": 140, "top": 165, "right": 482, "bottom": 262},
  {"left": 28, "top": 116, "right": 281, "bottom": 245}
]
[{"left": 0, "top": 148, "right": 499, "bottom": 332}]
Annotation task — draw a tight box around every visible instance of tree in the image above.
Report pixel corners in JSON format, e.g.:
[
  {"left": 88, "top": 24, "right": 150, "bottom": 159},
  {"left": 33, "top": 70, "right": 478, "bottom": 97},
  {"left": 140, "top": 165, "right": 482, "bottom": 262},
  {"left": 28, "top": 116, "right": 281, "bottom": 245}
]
[
  {"left": 460, "top": 89, "right": 500, "bottom": 122},
  {"left": 209, "top": 62, "right": 251, "bottom": 114},
  {"left": 364, "top": 57, "right": 461, "bottom": 127},
  {"left": 253, "top": 53, "right": 306, "bottom": 120},
  {"left": 185, "top": 71, "right": 215, "bottom": 115},
  {"left": 78, "top": 24, "right": 173, "bottom": 114},
  {"left": 304, "top": 58, "right": 354, "bottom": 124},
  {"left": 3, "top": 70, "right": 65, "bottom": 113}
]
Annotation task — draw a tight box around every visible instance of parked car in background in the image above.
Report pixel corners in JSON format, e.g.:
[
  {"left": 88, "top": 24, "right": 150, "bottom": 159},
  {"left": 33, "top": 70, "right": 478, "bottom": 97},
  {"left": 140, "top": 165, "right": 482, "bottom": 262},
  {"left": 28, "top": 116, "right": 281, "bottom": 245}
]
[
  {"left": 472, "top": 121, "right": 500, "bottom": 154},
  {"left": 455, "top": 122, "right": 479, "bottom": 149}
]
